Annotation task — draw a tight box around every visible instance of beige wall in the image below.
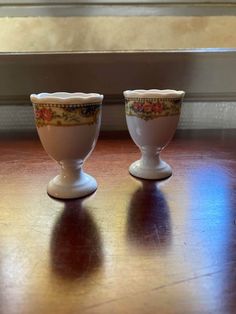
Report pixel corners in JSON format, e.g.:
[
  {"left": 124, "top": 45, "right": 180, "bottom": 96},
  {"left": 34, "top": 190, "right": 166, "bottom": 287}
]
[{"left": 0, "top": 16, "right": 235, "bottom": 52}]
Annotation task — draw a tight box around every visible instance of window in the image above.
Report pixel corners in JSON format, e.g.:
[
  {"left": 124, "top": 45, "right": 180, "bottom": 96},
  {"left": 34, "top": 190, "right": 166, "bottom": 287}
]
[{"left": 0, "top": 0, "right": 235, "bottom": 130}]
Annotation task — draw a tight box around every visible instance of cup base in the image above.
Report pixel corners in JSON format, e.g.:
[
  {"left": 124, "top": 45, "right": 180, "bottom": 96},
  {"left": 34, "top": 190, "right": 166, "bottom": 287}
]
[
  {"left": 47, "top": 172, "right": 97, "bottom": 199},
  {"left": 129, "top": 159, "right": 172, "bottom": 180}
]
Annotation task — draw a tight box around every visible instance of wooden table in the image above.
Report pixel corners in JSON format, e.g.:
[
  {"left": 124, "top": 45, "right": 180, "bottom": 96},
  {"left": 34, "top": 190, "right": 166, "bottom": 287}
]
[{"left": 0, "top": 130, "right": 235, "bottom": 314}]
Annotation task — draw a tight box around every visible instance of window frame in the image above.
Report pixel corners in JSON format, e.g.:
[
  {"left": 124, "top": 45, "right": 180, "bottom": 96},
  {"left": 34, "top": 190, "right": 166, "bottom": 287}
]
[
  {"left": 1, "top": 0, "right": 236, "bottom": 16},
  {"left": 1, "top": 0, "right": 236, "bottom": 3},
  {"left": 0, "top": 49, "right": 236, "bottom": 106}
]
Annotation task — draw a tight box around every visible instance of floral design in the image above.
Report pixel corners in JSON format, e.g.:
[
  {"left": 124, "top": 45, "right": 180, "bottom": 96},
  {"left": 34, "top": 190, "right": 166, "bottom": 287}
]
[
  {"left": 35, "top": 108, "right": 53, "bottom": 121},
  {"left": 125, "top": 98, "right": 182, "bottom": 120},
  {"left": 33, "top": 103, "right": 101, "bottom": 127}
]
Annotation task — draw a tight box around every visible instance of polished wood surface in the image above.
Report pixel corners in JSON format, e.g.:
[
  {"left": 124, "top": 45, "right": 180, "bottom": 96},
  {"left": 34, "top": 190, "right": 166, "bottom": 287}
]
[{"left": 0, "top": 130, "right": 236, "bottom": 314}]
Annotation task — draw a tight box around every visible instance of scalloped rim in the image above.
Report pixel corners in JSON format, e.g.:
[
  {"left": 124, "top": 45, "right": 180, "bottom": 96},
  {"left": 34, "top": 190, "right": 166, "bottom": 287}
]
[
  {"left": 123, "top": 89, "right": 185, "bottom": 99},
  {"left": 30, "top": 92, "right": 104, "bottom": 105}
]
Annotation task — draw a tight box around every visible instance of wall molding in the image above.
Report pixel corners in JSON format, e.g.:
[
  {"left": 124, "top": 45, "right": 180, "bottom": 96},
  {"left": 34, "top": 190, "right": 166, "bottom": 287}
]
[{"left": 1, "top": 1, "right": 236, "bottom": 16}]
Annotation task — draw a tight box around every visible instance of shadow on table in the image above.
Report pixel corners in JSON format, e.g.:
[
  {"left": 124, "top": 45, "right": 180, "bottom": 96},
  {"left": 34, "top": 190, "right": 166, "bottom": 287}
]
[
  {"left": 126, "top": 180, "right": 172, "bottom": 250},
  {"left": 50, "top": 199, "right": 103, "bottom": 279}
]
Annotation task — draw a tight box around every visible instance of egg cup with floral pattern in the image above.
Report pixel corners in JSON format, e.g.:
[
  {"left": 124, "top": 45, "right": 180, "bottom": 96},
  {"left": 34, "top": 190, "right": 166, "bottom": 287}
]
[
  {"left": 124, "top": 89, "right": 185, "bottom": 180},
  {"left": 30, "top": 92, "right": 103, "bottom": 199}
]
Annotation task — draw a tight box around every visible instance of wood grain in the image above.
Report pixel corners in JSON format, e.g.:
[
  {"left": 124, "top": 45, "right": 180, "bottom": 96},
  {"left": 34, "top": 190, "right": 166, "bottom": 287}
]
[{"left": 0, "top": 130, "right": 235, "bottom": 314}]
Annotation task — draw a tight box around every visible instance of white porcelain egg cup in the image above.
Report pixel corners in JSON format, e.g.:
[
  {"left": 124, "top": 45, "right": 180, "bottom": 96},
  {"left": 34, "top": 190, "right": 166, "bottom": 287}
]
[
  {"left": 30, "top": 92, "right": 103, "bottom": 199},
  {"left": 124, "top": 89, "right": 185, "bottom": 180}
]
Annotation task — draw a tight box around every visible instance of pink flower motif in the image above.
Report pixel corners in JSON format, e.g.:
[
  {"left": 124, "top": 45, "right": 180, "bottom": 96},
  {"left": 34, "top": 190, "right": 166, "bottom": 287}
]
[
  {"left": 133, "top": 102, "right": 143, "bottom": 112},
  {"left": 152, "top": 102, "right": 163, "bottom": 113},
  {"left": 41, "top": 108, "right": 53, "bottom": 121},
  {"left": 143, "top": 101, "right": 152, "bottom": 113},
  {"left": 35, "top": 109, "right": 43, "bottom": 119}
]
